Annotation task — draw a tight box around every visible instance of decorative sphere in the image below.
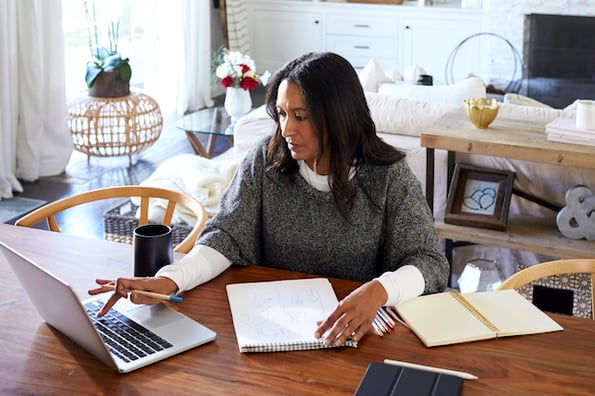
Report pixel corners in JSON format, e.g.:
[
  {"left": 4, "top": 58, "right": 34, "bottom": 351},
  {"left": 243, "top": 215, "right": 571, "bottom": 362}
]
[{"left": 464, "top": 98, "right": 500, "bottom": 129}]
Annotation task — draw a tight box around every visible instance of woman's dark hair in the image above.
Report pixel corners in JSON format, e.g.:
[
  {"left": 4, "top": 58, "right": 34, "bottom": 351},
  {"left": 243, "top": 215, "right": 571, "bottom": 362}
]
[{"left": 265, "top": 52, "right": 405, "bottom": 216}]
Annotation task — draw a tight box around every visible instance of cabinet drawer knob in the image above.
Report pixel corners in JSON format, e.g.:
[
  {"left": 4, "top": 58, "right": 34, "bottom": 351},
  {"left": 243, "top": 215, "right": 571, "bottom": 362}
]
[
  {"left": 353, "top": 24, "right": 371, "bottom": 29},
  {"left": 405, "top": 25, "right": 411, "bottom": 29},
  {"left": 354, "top": 45, "right": 370, "bottom": 50}
]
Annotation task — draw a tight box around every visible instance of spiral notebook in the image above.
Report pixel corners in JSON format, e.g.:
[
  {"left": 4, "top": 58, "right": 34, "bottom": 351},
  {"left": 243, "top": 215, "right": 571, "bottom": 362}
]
[
  {"left": 226, "top": 278, "right": 357, "bottom": 353},
  {"left": 395, "top": 289, "right": 563, "bottom": 347}
]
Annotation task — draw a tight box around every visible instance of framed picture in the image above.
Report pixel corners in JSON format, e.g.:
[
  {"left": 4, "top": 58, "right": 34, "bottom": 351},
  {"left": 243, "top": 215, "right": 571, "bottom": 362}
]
[{"left": 444, "top": 164, "right": 515, "bottom": 231}]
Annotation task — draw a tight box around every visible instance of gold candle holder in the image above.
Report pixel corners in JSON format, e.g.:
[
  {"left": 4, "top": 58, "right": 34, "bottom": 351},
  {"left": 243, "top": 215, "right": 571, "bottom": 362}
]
[{"left": 464, "top": 97, "right": 500, "bottom": 129}]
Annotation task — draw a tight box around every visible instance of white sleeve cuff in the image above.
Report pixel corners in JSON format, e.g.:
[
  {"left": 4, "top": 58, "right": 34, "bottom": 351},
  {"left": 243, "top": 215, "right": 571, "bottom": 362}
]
[
  {"left": 374, "top": 265, "right": 425, "bottom": 306},
  {"left": 155, "top": 244, "right": 232, "bottom": 293}
]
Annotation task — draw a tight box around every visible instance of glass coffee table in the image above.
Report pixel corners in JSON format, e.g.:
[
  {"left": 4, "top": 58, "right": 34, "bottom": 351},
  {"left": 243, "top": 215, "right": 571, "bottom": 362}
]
[{"left": 175, "top": 107, "right": 233, "bottom": 158}]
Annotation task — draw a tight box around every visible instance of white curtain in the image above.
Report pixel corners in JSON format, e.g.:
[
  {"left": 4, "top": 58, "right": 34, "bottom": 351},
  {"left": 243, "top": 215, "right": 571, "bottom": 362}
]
[
  {"left": 225, "top": 0, "right": 250, "bottom": 55},
  {"left": 142, "top": 0, "right": 214, "bottom": 115},
  {"left": 0, "top": 0, "right": 73, "bottom": 199},
  {"left": 0, "top": 0, "right": 215, "bottom": 199},
  {"left": 177, "top": 0, "right": 214, "bottom": 114}
]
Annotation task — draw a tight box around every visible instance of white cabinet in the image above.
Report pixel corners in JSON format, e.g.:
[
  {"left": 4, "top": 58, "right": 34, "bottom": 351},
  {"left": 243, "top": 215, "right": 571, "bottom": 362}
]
[
  {"left": 401, "top": 14, "right": 486, "bottom": 85},
  {"left": 325, "top": 12, "right": 399, "bottom": 72},
  {"left": 246, "top": 1, "right": 487, "bottom": 82},
  {"left": 247, "top": 5, "right": 323, "bottom": 73}
]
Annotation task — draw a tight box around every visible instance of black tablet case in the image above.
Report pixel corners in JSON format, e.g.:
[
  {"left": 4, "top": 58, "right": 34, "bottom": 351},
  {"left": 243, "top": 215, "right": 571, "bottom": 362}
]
[{"left": 354, "top": 362, "right": 464, "bottom": 396}]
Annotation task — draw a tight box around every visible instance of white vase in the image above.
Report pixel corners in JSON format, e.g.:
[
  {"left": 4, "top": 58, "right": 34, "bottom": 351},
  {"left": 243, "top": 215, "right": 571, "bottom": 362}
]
[{"left": 224, "top": 87, "right": 252, "bottom": 125}]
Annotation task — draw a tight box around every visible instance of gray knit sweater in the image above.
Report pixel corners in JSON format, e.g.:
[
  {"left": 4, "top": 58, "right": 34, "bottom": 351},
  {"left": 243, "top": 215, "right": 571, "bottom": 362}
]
[{"left": 197, "top": 137, "right": 449, "bottom": 294}]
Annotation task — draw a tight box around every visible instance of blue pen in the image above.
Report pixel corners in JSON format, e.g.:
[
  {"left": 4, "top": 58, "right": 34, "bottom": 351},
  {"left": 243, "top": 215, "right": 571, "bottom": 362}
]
[{"left": 131, "top": 289, "right": 183, "bottom": 302}]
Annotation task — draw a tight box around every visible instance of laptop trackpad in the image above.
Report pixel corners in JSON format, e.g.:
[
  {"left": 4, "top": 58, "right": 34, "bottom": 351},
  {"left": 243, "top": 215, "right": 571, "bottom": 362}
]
[{"left": 127, "top": 303, "right": 186, "bottom": 329}]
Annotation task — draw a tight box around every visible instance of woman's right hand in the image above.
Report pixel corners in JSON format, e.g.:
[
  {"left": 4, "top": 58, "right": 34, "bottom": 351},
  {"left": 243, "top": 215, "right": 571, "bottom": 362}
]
[{"left": 88, "top": 276, "right": 179, "bottom": 317}]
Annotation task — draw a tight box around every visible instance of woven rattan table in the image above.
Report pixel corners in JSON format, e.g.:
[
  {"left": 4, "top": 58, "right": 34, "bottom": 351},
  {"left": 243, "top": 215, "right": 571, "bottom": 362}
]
[{"left": 67, "top": 90, "right": 163, "bottom": 164}]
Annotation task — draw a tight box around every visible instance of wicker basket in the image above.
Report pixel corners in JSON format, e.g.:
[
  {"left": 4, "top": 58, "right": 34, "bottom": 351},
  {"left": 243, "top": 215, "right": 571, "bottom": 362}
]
[
  {"left": 68, "top": 90, "right": 163, "bottom": 164},
  {"left": 103, "top": 199, "right": 193, "bottom": 246}
]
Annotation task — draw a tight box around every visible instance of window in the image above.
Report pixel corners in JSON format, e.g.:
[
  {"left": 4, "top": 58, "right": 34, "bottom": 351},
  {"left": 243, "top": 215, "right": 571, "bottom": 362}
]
[
  {"left": 62, "top": 0, "right": 149, "bottom": 100},
  {"left": 62, "top": 0, "right": 221, "bottom": 114}
]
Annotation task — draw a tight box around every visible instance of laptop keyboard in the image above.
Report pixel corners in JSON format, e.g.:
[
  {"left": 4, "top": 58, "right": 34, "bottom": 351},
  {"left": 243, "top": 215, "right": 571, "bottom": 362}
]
[{"left": 85, "top": 301, "right": 173, "bottom": 363}]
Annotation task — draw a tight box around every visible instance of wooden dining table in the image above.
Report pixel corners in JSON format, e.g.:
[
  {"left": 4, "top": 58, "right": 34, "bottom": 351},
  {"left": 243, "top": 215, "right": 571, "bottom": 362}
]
[{"left": 0, "top": 223, "right": 594, "bottom": 395}]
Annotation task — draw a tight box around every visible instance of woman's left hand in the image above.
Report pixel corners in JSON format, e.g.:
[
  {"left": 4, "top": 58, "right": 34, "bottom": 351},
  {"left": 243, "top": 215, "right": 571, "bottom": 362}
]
[{"left": 314, "top": 280, "right": 388, "bottom": 347}]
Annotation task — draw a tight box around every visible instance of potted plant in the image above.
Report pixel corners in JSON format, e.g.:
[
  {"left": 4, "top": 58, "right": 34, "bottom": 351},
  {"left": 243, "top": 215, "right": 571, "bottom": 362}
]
[{"left": 84, "top": 0, "right": 131, "bottom": 98}]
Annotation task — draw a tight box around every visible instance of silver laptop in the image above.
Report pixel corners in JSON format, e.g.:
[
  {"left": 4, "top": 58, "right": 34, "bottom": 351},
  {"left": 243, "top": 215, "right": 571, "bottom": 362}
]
[{"left": 0, "top": 241, "right": 216, "bottom": 373}]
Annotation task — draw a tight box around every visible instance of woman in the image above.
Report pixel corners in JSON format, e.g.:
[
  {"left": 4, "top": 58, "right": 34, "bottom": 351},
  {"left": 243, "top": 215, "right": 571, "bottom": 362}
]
[{"left": 90, "top": 52, "right": 449, "bottom": 347}]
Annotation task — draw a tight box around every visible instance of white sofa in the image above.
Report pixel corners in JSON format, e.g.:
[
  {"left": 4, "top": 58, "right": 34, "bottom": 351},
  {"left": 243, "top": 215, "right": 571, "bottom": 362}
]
[{"left": 232, "top": 76, "right": 595, "bottom": 287}]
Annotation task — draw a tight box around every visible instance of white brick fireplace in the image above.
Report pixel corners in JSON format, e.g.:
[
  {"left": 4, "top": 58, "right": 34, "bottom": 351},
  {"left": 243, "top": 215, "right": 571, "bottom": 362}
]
[{"left": 484, "top": 0, "right": 595, "bottom": 103}]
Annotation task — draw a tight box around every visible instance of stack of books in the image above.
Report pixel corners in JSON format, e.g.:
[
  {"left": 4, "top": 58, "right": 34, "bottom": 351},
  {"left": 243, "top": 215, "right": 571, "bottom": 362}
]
[{"left": 545, "top": 117, "right": 595, "bottom": 146}]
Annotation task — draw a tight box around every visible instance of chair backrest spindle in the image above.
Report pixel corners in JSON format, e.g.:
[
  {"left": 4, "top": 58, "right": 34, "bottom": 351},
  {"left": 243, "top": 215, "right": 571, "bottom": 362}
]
[
  {"left": 498, "top": 259, "right": 595, "bottom": 320},
  {"left": 15, "top": 186, "right": 207, "bottom": 254}
]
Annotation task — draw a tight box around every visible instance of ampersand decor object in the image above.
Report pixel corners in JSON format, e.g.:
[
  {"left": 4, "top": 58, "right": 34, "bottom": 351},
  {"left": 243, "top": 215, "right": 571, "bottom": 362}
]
[{"left": 556, "top": 185, "right": 595, "bottom": 240}]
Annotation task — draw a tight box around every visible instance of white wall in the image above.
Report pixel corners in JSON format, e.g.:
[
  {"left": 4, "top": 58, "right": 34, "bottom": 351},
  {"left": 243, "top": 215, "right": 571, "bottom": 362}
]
[{"left": 484, "top": 0, "right": 595, "bottom": 90}]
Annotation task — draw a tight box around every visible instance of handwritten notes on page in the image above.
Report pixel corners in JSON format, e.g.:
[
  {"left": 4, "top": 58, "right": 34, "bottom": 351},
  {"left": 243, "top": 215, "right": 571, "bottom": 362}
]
[{"left": 226, "top": 278, "right": 357, "bottom": 352}]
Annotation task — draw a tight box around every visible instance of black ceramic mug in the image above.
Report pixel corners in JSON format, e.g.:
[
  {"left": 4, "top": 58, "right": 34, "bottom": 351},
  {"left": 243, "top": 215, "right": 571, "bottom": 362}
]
[{"left": 133, "top": 224, "right": 173, "bottom": 277}]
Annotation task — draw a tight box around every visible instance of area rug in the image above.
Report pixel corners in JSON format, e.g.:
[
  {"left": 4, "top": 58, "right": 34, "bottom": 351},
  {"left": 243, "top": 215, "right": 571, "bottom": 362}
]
[{"left": 0, "top": 197, "right": 47, "bottom": 223}]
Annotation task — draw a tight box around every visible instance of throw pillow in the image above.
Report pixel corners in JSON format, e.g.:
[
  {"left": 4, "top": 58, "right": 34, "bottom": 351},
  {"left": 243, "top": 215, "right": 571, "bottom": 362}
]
[
  {"left": 358, "top": 58, "right": 393, "bottom": 93},
  {"left": 384, "top": 68, "right": 403, "bottom": 82}
]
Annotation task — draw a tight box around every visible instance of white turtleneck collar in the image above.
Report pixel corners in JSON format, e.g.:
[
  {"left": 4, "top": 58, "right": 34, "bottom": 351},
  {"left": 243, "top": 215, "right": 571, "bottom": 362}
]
[
  {"left": 298, "top": 160, "right": 331, "bottom": 192},
  {"left": 298, "top": 160, "right": 357, "bottom": 192}
]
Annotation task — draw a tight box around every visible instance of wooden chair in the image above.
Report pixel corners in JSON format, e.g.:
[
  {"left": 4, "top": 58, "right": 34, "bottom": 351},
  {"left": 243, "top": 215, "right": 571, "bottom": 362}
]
[
  {"left": 15, "top": 186, "right": 207, "bottom": 254},
  {"left": 498, "top": 259, "right": 595, "bottom": 319}
]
